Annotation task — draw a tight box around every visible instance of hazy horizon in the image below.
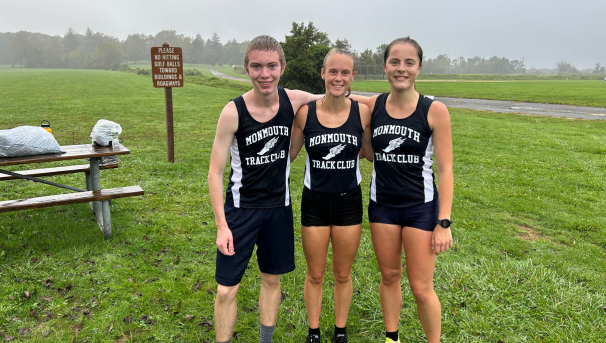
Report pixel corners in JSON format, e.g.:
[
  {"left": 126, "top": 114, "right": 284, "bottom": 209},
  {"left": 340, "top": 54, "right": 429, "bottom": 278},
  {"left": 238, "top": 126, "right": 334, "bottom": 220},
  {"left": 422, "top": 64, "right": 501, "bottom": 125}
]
[{"left": 2, "top": 0, "right": 604, "bottom": 70}]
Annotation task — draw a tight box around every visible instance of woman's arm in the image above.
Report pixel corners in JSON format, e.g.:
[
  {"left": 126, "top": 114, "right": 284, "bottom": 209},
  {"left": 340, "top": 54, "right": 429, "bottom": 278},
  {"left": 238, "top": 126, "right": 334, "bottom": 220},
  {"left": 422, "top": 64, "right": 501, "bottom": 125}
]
[
  {"left": 349, "top": 94, "right": 379, "bottom": 110},
  {"left": 428, "top": 101, "right": 453, "bottom": 254},
  {"left": 359, "top": 103, "right": 374, "bottom": 161}
]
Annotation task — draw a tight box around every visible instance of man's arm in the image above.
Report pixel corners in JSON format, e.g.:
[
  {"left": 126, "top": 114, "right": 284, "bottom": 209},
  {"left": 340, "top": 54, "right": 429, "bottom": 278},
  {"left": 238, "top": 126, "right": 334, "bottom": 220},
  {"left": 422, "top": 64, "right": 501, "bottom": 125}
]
[
  {"left": 290, "top": 105, "right": 308, "bottom": 162},
  {"left": 284, "top": 89, "right": 324, "bottom": 114},
  {"left": 208, "top": 102, "right": 239, "bottom": 256}
]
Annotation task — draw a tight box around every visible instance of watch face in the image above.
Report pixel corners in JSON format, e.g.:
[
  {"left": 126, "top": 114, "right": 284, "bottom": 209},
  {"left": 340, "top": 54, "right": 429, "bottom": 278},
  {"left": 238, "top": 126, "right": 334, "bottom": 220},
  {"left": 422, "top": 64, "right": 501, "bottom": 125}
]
[{"left": 440, "top": 219, "right": 452, "bottom": 228}]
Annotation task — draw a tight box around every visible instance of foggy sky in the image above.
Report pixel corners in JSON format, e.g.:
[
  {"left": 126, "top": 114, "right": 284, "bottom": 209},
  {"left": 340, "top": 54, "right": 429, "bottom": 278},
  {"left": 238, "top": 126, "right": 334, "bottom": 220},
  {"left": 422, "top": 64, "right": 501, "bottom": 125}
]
[{"left": 2, "top": 0, "right": 604, "bottom": 69}]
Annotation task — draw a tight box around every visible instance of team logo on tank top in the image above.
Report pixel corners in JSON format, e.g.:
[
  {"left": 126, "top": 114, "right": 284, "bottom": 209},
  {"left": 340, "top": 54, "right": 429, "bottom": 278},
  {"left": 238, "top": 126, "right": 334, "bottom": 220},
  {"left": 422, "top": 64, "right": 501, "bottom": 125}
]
[
  {"left": 258, "top": 137, "right": 279, "bottom": 155},
  {"left": 373, "top": 125, "right": 422, "bottom": 164},
  {"left": 323, "top": 144, "right": 346, "bottom": 160},
  {"left": 383, "top": 137, "right": 406, "bottom": 152},
  {"left": 243, "top": 126, "right": 289, "bottom": 166}
]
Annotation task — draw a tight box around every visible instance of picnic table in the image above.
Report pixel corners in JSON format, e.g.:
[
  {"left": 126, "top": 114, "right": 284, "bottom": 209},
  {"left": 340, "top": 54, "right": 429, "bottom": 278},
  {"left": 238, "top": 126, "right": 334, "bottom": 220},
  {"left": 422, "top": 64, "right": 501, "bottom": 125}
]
[{"left": 0, "top": 144, "right": 144, "bottom": 238}]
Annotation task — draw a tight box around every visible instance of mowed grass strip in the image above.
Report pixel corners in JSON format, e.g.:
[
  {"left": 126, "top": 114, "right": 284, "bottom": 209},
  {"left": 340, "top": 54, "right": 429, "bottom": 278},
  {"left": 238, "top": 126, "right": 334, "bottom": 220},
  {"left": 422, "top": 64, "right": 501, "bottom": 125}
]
[
  {"left": 0, "top": 69, "right": 605, "bottom": 342},
  {"left": 353, "top": 79, "right": 606, "bottom": 108}
]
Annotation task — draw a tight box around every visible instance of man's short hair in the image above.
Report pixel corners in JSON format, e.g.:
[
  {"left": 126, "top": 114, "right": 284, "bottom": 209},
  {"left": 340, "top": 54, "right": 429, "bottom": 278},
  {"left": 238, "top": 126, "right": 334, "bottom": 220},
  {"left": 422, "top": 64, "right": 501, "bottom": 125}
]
[{"left": 244, "top": 35, "right": 286, "bottom": 71}]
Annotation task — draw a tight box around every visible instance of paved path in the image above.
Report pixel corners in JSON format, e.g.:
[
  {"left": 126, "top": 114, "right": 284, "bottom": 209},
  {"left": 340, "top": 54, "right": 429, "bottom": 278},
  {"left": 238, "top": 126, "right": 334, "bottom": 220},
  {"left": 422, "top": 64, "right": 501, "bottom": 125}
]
[
  {"left": 206, "top": 67, "right": 605, "bottom": 120},
  {"left": 207, "top": 66, "right": 251, "bottom": 83},
  {"left": 351, "top": 91, "right": 606, "bottom": 121}
]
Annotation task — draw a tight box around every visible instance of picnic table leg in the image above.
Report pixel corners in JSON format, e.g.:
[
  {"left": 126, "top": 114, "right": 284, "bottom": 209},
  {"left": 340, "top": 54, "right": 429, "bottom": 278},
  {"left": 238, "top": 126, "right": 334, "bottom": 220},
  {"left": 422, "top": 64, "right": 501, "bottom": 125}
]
[
  {"left": 89, "top": 158, "right": 104, "bottom": 234},
  {"left": 101, "top": 200, "right": 111, "bottom": 238},
  {"left": 85, "top": 171, "right": 93, "bottom": 211}
]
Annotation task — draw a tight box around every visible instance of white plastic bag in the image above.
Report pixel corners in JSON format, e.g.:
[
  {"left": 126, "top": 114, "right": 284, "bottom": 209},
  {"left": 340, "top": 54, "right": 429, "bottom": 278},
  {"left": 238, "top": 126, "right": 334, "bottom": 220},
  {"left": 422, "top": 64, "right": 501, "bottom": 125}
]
[
  {"left": 0, "top": 126, "right": 62, "bottom": 157},
  {"left": 90, "top": 119, "right": 122, "bottom": 146}
]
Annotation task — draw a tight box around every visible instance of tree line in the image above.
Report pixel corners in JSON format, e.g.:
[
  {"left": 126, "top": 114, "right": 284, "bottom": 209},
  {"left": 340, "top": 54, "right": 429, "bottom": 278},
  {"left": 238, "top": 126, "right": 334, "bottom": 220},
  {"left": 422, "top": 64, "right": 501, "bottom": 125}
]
[
  {"left": 0, "top": 25, "right": 603, "bottom": 78},
  {"left": 0, "top": 29, "right": 248, "bottom": 69}
]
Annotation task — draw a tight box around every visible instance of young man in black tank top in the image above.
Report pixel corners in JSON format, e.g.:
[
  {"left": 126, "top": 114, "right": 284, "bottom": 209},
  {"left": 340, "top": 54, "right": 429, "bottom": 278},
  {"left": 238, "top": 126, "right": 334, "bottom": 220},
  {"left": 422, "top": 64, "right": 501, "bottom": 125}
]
[{"left": 208, "top": 35, "right": 323, "bottom": 343}]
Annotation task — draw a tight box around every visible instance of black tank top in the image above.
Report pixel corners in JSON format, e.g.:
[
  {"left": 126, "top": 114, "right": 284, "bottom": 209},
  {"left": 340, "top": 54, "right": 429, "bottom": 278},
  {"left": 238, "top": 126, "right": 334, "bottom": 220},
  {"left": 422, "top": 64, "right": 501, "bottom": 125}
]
[
  {"left": 303, "top": 99, "right": 363, "bottom": 194},
  {"left": 225, "top": 87, "right": 294, "bottom": 208},
  {"left": 370, "top": 93, "right": 438, "bottom": 208}
]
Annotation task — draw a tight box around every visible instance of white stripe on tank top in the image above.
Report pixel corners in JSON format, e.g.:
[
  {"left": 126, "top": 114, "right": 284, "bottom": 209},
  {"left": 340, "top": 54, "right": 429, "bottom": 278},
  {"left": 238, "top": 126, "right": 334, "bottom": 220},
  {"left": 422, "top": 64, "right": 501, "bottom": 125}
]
[
  {"left": 304, "top": 154, "right": 311, "bottom": 189},
  {"left": 284, "top": 141, "right": 291, "bottom": 206},
  {"left": 370, "top": 160, "right": 377, "bottom": 202},
  {"left": 422, "top": 135, "right": 435, "bottom": 202},
  {"left": 229, "top": 136, "right": 243, "bottom": 207}
]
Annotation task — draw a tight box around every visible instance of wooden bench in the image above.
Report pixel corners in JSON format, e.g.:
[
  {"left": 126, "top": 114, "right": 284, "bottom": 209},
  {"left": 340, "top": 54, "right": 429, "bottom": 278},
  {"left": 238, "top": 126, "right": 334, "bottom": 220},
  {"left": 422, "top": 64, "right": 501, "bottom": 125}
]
[
  {"left": 0, "top": 163, "right": 118, "bottom": 181},
  {"left": 0, "top": 164, "right": 120, "bottom": 206},
  {"left": 0, "top": 186, "right": 144, "bottom": 238}
]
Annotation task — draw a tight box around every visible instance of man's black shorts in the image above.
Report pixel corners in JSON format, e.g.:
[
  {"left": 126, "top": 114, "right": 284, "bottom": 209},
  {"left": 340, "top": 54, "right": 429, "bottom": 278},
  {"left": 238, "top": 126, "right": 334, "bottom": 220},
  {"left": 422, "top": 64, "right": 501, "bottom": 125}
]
[
  {"left": 301, "top": 185, "right": 363, "bottom": 227},
  {"left": 215, "top": 203, "right": 295, "bottom": 287}
]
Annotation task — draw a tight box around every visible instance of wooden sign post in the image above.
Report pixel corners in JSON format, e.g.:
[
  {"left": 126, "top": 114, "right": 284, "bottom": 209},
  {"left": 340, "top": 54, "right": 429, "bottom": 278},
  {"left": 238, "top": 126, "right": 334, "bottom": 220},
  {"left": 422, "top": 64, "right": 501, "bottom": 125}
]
[{"left": 151, "top": 43, "right": 183, "bottom": 163}]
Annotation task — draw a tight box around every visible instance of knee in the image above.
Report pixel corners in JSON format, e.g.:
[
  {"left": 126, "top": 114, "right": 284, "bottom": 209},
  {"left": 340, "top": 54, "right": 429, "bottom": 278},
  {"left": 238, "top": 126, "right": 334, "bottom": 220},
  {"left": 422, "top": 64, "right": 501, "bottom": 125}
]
[
  {"left": 381, "top": 269, "right": 402, "bottom": 287},
  {"left": 216, "top": 284, "right": 239, "bottom": 303},
  {"left": 333, "top": 271, "right": 351, "bottom": 285},
  {"left": 410, "top": 284, "right": 435, "bottom": 305},
  {"left": 306, "top": 269, "right": 325, "bottom": 286},
  {"left": 260, "top": 273, "right": 280, "bottom": 290}
]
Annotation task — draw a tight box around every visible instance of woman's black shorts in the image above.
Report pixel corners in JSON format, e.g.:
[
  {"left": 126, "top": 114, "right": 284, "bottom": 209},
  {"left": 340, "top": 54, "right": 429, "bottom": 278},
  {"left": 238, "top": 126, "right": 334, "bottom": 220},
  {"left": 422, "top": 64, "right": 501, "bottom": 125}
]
[
  {"left": 301, "top": 185, "right": 363, "bottom": 227},
  {"left": 368, "top": 198, "right": 439, "bottom": 231}
]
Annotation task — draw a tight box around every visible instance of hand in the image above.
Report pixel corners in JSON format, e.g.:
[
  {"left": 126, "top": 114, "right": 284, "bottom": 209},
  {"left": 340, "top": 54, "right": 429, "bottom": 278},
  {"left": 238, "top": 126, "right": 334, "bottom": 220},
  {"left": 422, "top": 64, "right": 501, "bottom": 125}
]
[
  {"left": 216, "top": 227, "right": 235, "bottom": 256},
  {"left": 431, "top": 227, "right": 453, "bottom": 254}
]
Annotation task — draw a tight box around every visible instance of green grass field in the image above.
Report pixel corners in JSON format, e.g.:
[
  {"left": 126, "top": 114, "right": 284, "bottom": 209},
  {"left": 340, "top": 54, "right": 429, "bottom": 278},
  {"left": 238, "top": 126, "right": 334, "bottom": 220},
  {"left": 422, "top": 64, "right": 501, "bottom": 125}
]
[
  {"left": 1, "top": 69, "right": 606, "bottom": 342},
  {"left": 353, "top": 80, "right": 606, "bottom": 108}
]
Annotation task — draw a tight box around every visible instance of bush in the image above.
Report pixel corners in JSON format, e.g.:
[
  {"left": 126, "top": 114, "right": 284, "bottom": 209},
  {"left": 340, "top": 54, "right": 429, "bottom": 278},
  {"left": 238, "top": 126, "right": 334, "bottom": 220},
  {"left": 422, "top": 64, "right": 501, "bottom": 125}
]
[
  {"left": 185, "top": 75, "right": 252, "bottom": 92},
  {"left": 185, "top": 69, "right": 203, "bottom": 77}
]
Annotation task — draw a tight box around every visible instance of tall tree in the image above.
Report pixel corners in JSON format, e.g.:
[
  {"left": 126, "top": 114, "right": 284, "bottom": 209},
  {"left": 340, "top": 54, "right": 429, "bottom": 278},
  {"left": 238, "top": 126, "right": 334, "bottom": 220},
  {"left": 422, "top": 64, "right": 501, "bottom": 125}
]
[
  {"left": 373, "top": 43, "right": 388, "bottom": 65},
  {"left": 154, "top": 30, "right": 184, "bottom": 47},
  {"left": 223, "top": 39, "right": 242, "bottom": 66},
  {"left": 333, "top": 38, "right": 351, "bottom": 52},
  {"left": 190, "top": 34, "right": 205, "bottom": 64},
  {"left": 280, "top": 22, "right": 331, "bottom": 93},
  {"left": 63, "top": 28, "right": 80, "bottom": 52},
  {"left": 46, "top": 41, "right": 65, "bottom": 68},
  {"left": 556, "top": 61, "right": 579, "bottom": 74},
  {"left": 358, "top": 48, "right": 374, "bottom": 65},
  {"left": 282, "top": 22, "right": 330, "bottom": 61},
  {"left": 204, "top": 33, "right": 222, "bottom": 65},
  {"left": 91, "top": 43, "right": 125, "bottom": 69},
  {"left": 123, "top": 33, "right": 149, "bottom": 63},
  {"left": 10, "top": 31, "right": 43, "bottom": 67},
  {"left": 181, "top": 36, "right": 193, "bottom": 63}
]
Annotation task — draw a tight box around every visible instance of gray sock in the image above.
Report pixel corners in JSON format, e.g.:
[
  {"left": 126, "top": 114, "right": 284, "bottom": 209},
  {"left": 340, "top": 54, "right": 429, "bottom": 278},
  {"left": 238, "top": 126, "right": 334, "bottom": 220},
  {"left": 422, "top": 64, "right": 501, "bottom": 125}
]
[
  {"left": 217, "top": 339, "right": 231, "bottom": 343},
  {"left": 259, "top": 323, "right": 275, "bottom": 343}
]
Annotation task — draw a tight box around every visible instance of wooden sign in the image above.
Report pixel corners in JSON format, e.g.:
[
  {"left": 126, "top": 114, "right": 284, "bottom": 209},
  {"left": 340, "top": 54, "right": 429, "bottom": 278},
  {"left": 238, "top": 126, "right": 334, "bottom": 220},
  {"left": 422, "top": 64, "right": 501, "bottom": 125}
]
[{"left": 151, "top": 46, "right": 183, "bottom": 88}]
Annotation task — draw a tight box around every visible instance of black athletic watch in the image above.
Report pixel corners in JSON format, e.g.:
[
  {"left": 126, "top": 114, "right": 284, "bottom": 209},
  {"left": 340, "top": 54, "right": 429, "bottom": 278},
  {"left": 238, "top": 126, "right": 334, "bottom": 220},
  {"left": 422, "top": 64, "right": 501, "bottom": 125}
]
[{"left": 438, "top": 219, "right": 453, "bottom": 229}]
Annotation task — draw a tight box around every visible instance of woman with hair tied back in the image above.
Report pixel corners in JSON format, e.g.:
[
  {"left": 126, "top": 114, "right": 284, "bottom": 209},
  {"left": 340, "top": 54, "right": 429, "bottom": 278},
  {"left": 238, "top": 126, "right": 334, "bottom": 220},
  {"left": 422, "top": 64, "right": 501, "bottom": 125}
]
[
  {"left": 290, "top": 48, "right": 372, "bottom": 343},
  {"left": 353, "top": 37, "right": 454, "bottom": 343}
]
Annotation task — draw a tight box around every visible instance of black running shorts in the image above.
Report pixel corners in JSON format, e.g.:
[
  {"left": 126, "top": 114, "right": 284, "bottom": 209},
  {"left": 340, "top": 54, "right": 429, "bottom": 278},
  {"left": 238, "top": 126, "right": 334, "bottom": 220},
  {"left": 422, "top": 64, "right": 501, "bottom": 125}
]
[
  {"left": 301, "top": 185, "right": 363, "bottom": 227},
  {"left": 215, "top": 203, "right": 295, "bottom": 287},
  {"left": 368, "top": 198, "right": 439, "bottom": 231}
]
